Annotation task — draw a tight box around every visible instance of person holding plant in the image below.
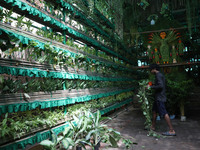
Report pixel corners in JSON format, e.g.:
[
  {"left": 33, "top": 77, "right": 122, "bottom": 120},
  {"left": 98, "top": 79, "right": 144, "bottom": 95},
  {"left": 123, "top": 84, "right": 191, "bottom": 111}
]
[{"left": 148, "top": 64, "right": 176, "bottom": 136}]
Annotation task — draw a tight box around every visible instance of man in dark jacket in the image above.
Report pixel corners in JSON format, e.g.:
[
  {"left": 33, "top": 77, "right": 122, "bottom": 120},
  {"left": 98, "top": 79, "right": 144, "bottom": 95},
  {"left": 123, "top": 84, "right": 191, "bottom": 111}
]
[{"left": 148, "top": 64, "right": 176, "bottom": 136}]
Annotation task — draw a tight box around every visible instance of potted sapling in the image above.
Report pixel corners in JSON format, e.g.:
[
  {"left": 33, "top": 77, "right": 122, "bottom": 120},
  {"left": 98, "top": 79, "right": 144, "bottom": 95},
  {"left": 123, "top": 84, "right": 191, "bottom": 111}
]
[
  {"left": 68, "top": 111, "right": 92, "bottom": 150},
  {"left": 86, "top": 110, "right": 121, "bottom": 149},
  {"left": 40, "top": 130, "right": 63, "bottom": 150}
]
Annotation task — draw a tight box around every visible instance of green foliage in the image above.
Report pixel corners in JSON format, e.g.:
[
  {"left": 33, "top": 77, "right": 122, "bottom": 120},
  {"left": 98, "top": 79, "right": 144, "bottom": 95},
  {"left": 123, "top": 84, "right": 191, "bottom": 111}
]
[
  {"left": 147, "top": 130, "right": 165, "bottom": 138},
  {"left": 25, "top": 19, "right": 33, "bottom": 32},
  {"left": 160, "top": 3, "right": 170, "bottom": 17},
  {"left": 137, "top": 80, "right": 153, "bottom": 129},
  {"left": 40, "top": 109, "right": 134, "bottom": 149},
  {"left": 4, "top": 8, "right": 13, "bottom": 24},
  {"left": 166, "top": 71, "right": 194, "bottom": 114},
  {"left": 85, "top": 110, "right": 113, "bottom": 146},
  {"left": 0, "top": 76, "right": 133, "bottom": 94},
  {"left": 16, "top": 15, "right": 25, "bottom": 28},
  {"left": 147, "top": 14, "right": 158, "bottom": 21},
  {"left": 122, "top": 138, "right": 136, "bottom": 149},
  {"left": 3, "top": 29, "right": 131, "bottom": 76},
  {"left": 166, "top": 72, "right": 193, "bottom": 101},
  {"left": 67, "top": 91, "right": 134, "bottom": 114},
  {"left": 137, "top": 0, "right": 150, "bottom": 10},
  {"left": 0, "top": 78, "right": 64, "bottom": 94},
  {"left": 0, "top": 113, "right": 10, "bottom": 138},
  {"left": 0, "top": 89, "right": 134, "bottom": 140},
  {"left": 0, "top": 108, "right": 65, "bottom": 139},
  {"left": 40, "top": 130, "right": 63, "bottom": 150}
]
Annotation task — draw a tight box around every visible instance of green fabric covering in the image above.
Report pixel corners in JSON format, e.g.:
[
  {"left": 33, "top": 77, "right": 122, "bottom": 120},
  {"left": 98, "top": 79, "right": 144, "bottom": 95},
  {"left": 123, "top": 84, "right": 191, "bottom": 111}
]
[
  {"left": 0, "top": 87, "right": 134, "bottom": 115},
  {"left": 0, "top": 98, "right": 132, "bottom": 150}
]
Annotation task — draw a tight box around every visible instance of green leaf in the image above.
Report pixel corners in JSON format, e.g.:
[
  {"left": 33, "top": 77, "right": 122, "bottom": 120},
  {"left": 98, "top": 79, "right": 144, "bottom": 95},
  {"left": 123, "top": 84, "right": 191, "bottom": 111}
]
[
  {"left": 78, "top": 116, "right": 89, "bottom": 133},
  {"left": 51, "top": 131, "right": 57, "bottom": 144},
  {"left": 63, "top": 126, "right": 72, "bottom": 137},
  {"left": 40, "top": 140, "right": 54, "bottom": 147},
  {"left": 95, "top": 110, "right": 100, "bottom": 126},
  {"left": 99, "top": 116, "right": 111, "bottom": 122},
  {"left": 109, "top": 134, "right": 118, "bottom": 148},
  {"left": 2, "top": 113, "right": 8, "bottom": 126},
  {"left": 62, "top": 138, "right": 74, "bottom": 149},
  {"left": 86, "top": 129, "right": 98, "bottom": 141}
]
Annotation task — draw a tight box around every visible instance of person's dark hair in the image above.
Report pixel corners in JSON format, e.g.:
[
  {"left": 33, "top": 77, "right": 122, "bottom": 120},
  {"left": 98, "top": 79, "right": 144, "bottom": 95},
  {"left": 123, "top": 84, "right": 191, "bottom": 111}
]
[{"left": 149, "top": 64, "right": 160, "bottom": 71}]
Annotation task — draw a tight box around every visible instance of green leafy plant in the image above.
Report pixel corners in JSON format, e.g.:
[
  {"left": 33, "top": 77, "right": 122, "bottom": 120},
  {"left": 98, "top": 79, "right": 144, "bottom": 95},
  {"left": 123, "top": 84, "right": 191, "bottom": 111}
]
[
  {"left": 40, "top": 130, "right": 63, "bottom": 150},
  {"left": 16, "top": 15, "right": 25, "bottom": 28},
  {"left": 137, "top": 0, "right": 150, "bottom": 10},
  {"left": 166, "top": 72, "right": 194, "bottom": 116},
  {"left": 0, "top": 108, "right": 66, "bottom": 140},
  {"left": 59, "top": 126, "right": 75, "bottom": 149},
  {"left": 122, "top": 138, "right": 136, "bottom": 149},
  {"left": 85, "top": 110, "right": 111, "bottom": 146},
  {"left": 25, "top": 19, "right": 33, "bottom": 32},
  {"left": 40, "top": 109, "right": 134, "bottom": 149},
  {"left": 84, "top": 110, "right": 134, "bottom": 149},
  {"left": 36, "top": 28, "right": 44, "bottom": 36},
  {"left": 137, "top": 80, "right": 153, "bottom": 130},
  {"left": 0, "top": 113, "right": 10, "bottom": 138}
]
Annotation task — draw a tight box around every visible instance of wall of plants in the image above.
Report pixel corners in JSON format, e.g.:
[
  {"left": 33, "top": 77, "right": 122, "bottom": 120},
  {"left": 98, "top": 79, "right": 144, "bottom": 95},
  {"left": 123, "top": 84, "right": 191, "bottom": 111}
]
[{"left": 0, "top": 0, "right": 137, "bottom": 149}]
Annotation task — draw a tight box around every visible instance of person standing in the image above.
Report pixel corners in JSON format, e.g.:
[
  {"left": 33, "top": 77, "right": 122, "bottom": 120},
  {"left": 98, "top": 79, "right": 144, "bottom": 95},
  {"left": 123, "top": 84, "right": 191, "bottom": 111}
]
[{"left": 148, "top": 64, "right": 176, "bottom": 136}]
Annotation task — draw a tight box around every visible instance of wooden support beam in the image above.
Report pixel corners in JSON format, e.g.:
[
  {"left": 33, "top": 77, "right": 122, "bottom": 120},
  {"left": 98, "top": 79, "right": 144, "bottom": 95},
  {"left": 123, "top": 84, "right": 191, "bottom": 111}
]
[{"left": 133, "top": 61, "right": 200, "bottom": 69}]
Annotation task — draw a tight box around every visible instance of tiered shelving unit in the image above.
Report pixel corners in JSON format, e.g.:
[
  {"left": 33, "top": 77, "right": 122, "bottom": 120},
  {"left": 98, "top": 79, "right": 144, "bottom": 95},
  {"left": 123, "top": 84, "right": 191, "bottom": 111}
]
[{"left": 0, "top": 0, "right": 136, "bottom": 149}]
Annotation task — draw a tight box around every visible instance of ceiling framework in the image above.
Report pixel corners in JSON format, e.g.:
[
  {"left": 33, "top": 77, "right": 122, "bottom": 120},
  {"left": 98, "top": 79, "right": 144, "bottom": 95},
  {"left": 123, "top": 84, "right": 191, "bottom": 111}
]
[{"left": 121, "top": 0, "right": 200, "bottom": 47}]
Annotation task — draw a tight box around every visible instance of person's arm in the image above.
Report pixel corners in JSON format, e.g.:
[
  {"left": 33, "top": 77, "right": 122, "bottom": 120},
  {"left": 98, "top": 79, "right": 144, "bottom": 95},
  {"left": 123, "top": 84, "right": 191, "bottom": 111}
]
[{"left": 151, "top": 73, "right": 164, "bottom": 89}]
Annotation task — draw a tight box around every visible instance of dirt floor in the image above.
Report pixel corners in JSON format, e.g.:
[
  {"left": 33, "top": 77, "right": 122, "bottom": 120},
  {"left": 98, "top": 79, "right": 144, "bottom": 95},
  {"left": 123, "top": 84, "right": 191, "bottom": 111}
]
[{"left": 100, "top": 104, "right": 200, "bottom": 150}]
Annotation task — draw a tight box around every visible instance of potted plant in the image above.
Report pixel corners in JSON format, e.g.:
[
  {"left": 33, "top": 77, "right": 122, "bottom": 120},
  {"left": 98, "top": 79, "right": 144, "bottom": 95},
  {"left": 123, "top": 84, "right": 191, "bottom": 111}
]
[
  {"left": 85, "top": 110, "right": 121, "bottom": 149},
  {"left": 68, "top": 111, "right": 92, "bottom": 150},
  {"left": 166, "top": 72, "right": 194, "bottom": 121},
  {"left": 40, "top": 130, "right": 63, "bottom": 150},
  {"left": 40, "top": 110, "right": 134, "bottom": 150}
]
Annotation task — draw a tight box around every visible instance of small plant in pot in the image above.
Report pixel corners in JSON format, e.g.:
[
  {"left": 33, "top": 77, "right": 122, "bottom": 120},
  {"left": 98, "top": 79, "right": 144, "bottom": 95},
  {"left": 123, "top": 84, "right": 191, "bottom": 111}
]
[
  {"left": 40, "top": 110, "right": 134, "bottom": 149},
  {"left": 85, "top": 110, "right": 121, "bottom": 149},
  {"left": 40, "top": 130, "right": 64, "bottom": 150},
  {"left": 67, "top": 112, "right": 92, "bottom": 150}
]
